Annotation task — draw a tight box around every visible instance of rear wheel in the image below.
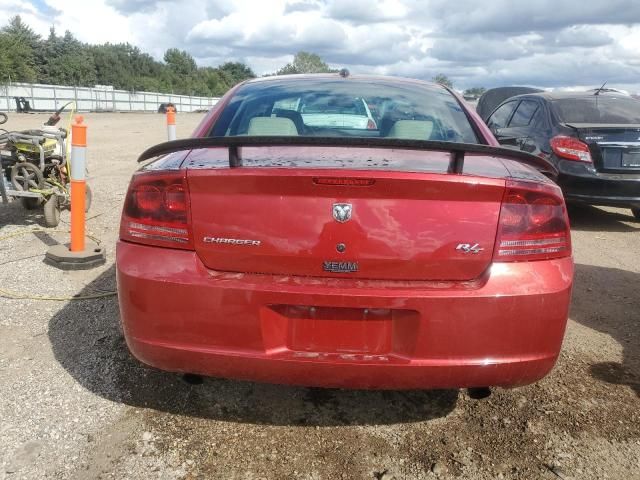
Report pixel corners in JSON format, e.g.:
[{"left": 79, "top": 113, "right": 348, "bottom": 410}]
[
  {"left": 63, "top": 183, "right": 92, "bottom": 211},
  {"left": 632, "top": 208, "right": 640, "bottom": 220},
  {"left": 11, "top": 162, "right": 44, "bottom": 191},
  {"left": 43, "top": 194, "right": 60, "bottom": 227}
]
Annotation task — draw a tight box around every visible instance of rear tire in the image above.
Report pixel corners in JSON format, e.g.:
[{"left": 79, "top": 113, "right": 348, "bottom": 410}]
[
  {"left": 43, "top": 194, "right": 60, "bottom": 227},
  {"left": 63, "top": 184, "right": 92, "bottom": 212},
  {"left": 632, "top": 208, "right": 640, "bottom": 220},
  {"left": 11, "top": 162, "right": 44, "bottom": 191},
  {"left": 20, "top": 197, "right": 42, "bottom": 210}
]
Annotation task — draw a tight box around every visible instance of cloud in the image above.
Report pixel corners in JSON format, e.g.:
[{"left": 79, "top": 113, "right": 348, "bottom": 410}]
[
  {"left": 548, "top": 26, "right": 614, "bottom": 47},
  {"left": 429, "top": 34, "right": 532, "bottom": 63},
  {"left": 105, "top": 0, "right": 158, "bottom": 13},
  {"left": 480, "top": 54, "right": 640, "bottom": 88},
  {"left": 187, "top": 9, "right": 349, "bottom": 57},
  {"left": 419, "top": 0, "right": 640, "bottom": 33},
  {"left": 0, "top": 0, "right": 59, "bottom": 33},
  {"left": 326, "top": 0, "right": 409, "bottom": 24},
  {"left": 1, "top": 0, "right": 640, "bottom": 92},
  {"left": 284, "top": 0, "right": 324, "bottom": 14}
]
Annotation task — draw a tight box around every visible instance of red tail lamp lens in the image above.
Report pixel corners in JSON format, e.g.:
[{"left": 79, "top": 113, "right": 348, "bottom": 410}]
[
  {"left": 501, "top": 192, "right": 527, "bottom": 228},
  {"left": 135, "top": 185, "right": 162, "bottom": 211},
  {"left": 164, "top": 184, "right": 187, "bottom": 213},
  {"left": 550, "top": 136, "right": 592, "bottom": 163},
  {"left": 495, "top": 180, "right": 571, "bottom": 262},
  {"left": 120, "top": 171, "right": 193, "bottom": 250},
  {"left": 530, "top": 196, "right": 557, "bottom": 226}
]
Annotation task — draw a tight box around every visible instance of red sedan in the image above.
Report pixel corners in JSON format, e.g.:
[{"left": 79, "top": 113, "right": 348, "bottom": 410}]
[{"left": 116, "top": 74, "right": 573, "bottom": 390}]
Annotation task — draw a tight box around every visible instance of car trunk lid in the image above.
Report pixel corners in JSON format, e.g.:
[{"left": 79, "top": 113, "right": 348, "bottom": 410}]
[
  {"left": 566, "top": 123, "right": 640, "bottom": 172},
  {"left": 186, "top": 147, "right": 507, "bottom": 281}
]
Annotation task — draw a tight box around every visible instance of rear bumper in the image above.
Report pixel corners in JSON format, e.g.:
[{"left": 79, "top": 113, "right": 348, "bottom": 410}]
[
  {"left": 116, "top": 241, "right": 573, "bottom": 390},
  {"left": 564, "top": 192, "right": 640, "bottom": 208},
  {"left": 558, "top": 160, "right": 640, "bottom": 208}
]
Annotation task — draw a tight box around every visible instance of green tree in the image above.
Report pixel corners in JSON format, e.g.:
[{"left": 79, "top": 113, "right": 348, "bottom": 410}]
[
  {"left": 90, "top": 43, "right": 166, "bottom": 91},
  {"left": 0, "top": 16, "right": 255, "bottom": 96},
  {"left": 90, "top": 43, "right": 130, "bottom": 88},
  {"left": 0, "top": 32, "right": 38, "bottom": 83},
  {"left": 463, "top": 87, "right": 486, "bottom": 98},
  {"left": 432, "top": 74, "right": 453, "bottom": 89},
  {"left": 42, "top": 30, "right": 97, "bottom": 86},
  {"left": 198, "top": 67, "right": 230, "bottom": 96},
  {"left": 38, "top": 27, "right": 60, "bottom": 84},
  {"left": 4, "top": 15, "right": 40, "bottom": 52},
  {"left": 277, "top": 51, "right": 335, "bottom": 75},
  {"left": 0, "top": 16, "right": 39, "bottom": 82},
  {"left": 218, "top": 62, "right": 255, "bottom": 85},
  {"left": 163, "top": 48, "right": 200, "bottom": 94},
  {"left": 164, "top": 48, "right": 197, "bottom": 76}
]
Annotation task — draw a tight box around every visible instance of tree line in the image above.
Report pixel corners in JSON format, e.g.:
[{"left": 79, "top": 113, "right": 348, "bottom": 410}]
[
  {"left": 0, "top": 16, "right": 486, "bottom": 98},
  {"left": 0, "top": 16, "right": 256, "bottom": 96}
]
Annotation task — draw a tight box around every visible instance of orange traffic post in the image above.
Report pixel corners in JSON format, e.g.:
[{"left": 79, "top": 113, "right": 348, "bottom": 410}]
[
  {"left": 70, "top": 116, "right": 87, "bottom": 252},
  {"left": 167, "top": 106, "right": 176, "bottom": 141},
  {"left": 45, "top": 115, "right": 106, "bottom": 270}
]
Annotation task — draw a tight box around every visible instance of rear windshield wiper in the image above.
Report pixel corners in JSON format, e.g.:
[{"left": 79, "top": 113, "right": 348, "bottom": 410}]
[{"left": 137, "top": 136, "right": 558, "bottom": 178}]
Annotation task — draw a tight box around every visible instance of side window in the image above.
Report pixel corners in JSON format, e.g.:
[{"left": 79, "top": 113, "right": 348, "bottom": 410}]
[
  {"left": 487, "top": 101, "right": 518, "bottom": 130},
  {"left": 509, "top": 100, "right": 539, "bottom": 127},
  {"left": 531, "top": 102, "right": 548, "bottom": 129}
]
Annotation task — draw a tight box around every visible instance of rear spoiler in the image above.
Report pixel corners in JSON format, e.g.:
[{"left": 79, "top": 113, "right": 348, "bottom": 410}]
[{"left": 138, "top": 136, "right": 558, "bottom": 178}]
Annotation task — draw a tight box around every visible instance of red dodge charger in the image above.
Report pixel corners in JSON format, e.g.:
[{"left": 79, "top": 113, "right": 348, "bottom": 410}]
[{"left": 116, "top": 74, "right": 573, "bottom": 390}]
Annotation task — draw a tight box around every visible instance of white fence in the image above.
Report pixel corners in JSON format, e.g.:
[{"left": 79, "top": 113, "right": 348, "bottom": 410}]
[{"left": 1, "top": 82, "right": 220, "bottom": 113}]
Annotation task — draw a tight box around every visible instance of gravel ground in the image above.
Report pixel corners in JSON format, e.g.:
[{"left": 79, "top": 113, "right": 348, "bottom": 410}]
[{"left": 0, "top": 112, "right": 639, "bottom": 480}]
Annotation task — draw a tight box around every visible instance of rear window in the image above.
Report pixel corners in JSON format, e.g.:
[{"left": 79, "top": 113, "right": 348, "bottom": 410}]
[
  {"left": 211, "top": 78, "right": 479, "bottom": 143},
  {"left": 552, "top": 97, "right": 640, "bottom": 124}
]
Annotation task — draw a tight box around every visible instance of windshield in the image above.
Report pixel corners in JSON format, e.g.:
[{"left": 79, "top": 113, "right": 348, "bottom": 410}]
[
  {"left": 552, "top": 97, "right": 640, "bottom": 124},
  {"left": 211, "top": 79, "right": 479, "bottom": 143}
]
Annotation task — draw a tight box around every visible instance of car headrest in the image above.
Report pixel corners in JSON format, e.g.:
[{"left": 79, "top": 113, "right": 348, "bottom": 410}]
[
  {"left": 247, "top": 117, "right": 299, "bottom": 136},
  {"left": 272, "top": 109, "right": 306, "bottom": 134},
  {"left": 387, "top": 120, "right": 434, "bottom": 140}
]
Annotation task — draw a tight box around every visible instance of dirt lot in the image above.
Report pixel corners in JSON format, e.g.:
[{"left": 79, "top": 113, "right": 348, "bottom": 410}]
[{"left": 0, "top": 112, "right": 639, "bottom": 480}]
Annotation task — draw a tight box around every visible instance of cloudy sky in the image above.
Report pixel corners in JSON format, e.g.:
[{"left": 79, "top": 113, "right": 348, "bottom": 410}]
[{"left": 2, "top": 0, "right": 640, "bottom": 92}]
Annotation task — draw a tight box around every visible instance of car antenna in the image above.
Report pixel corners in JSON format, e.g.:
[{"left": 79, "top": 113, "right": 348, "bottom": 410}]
[{"left": 594, "top": 81, "right": 607, "bottom": 96}]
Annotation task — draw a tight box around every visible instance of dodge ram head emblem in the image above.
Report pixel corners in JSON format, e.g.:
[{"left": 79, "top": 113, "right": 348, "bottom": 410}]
[{"left": 333, "top": 203, "right": 352, "bottom": 223}]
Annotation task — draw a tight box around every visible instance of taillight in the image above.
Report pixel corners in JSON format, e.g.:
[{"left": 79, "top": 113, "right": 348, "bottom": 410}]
[
  {"left": 494, "top": 180, "right": 571, "bottom": 262},
  {"left": 550, "top": 135, "right": 592, "bottom": 163},
  {"left": 120, "top": 170, "right": 193, "bottom": 250}
]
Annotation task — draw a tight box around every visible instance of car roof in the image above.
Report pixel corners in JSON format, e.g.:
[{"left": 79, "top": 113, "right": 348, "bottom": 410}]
[
  {"left": 241, "top": 73, "right": 446, "bottom": 91},
  {"left": 508, "top": 91, "right": 635, "bottom": 102}
]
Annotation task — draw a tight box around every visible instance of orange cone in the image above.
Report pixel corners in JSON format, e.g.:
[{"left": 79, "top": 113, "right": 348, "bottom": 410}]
[{"left": 167, "top": 106, "right": 176, "bottom": 141}]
